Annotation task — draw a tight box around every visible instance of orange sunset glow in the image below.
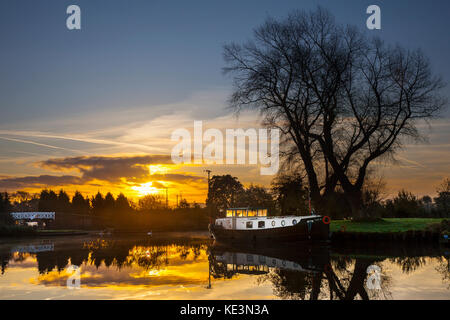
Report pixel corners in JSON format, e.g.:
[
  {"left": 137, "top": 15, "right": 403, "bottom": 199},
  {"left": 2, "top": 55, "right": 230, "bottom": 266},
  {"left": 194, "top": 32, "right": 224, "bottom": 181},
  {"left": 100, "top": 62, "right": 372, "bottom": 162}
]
[
  {"left": 0, "top": 1, "right": 448, "bottom": 206},
  {"left": 1, "top": 1, "right": 450, "bottom": 305}
]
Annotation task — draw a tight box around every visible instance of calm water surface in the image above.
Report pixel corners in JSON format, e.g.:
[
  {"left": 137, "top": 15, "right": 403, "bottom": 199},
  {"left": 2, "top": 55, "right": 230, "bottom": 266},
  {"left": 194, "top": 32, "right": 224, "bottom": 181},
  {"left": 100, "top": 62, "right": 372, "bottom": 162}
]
[{"left": 0, "top": 232, "right": 449, "bottom": 300}]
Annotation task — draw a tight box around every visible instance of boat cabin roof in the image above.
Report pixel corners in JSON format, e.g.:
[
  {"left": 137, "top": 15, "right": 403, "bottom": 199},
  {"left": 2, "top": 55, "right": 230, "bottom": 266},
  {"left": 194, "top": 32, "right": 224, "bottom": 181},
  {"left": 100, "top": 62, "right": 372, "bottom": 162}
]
[{"left": 226, "top": 208, "right": 268, "bottom": 217}]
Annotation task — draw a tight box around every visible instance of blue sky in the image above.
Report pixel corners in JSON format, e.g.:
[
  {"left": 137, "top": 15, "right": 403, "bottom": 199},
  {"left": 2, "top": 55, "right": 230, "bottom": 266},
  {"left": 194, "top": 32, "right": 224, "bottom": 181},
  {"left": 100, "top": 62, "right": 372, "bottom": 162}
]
[
  {"left": 1, "top": 0, "right": 449, "bottom": 123},
  {"left": 0, "top": 0, "right": 449, "bottom": 199}
]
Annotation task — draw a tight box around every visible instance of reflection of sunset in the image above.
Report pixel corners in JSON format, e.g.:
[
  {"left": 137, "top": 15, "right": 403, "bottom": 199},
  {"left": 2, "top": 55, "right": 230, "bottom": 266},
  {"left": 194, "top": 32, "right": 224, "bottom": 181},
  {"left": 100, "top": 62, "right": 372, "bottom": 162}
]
[
  {"left": 1, "top": 236, "right": 448, "bottom": 300},
  {"left": 29, "top": 244, "right": 212, "bottom": 291}
]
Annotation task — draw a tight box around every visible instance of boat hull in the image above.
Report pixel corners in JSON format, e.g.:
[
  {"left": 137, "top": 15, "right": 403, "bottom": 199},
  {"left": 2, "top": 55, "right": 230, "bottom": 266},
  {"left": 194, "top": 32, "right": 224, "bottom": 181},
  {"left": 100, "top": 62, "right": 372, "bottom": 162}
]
[
  {"left": 210, "top": 217, "right": 329, "bottom": 243},
  {"left": 210, "top": 241, "right": 331, "bottom": 271}
]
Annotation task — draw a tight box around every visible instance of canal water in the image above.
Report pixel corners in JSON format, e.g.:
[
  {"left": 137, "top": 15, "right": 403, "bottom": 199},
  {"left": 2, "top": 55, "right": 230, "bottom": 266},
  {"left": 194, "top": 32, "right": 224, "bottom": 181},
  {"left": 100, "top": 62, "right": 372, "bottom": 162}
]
[{"left": 0, "top": 232, "right": 448, "bottom": 300}]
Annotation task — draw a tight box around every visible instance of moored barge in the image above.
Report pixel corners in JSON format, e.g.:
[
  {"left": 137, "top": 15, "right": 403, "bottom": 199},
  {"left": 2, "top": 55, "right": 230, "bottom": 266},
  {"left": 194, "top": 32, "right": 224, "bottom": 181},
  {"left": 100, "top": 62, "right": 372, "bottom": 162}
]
[{"left": 209, "top": 207, "right": 330, "bottom": 243}]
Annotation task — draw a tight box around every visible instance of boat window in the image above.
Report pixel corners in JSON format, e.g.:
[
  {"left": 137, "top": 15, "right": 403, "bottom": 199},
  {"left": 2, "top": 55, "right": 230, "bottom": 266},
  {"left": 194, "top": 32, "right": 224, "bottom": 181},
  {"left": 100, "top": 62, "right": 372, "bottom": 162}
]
[
  {"left": 248, "top": 209, "right": 257, "bottom": 217},
  {"left": 226, "top": 210, "right": 233, "bottom": 217},
  {"left": 237, "top": 210, "right": 244, "bottom": 217},
  {"left": 258, "top": 221, "right": 265, "bottom": 228},
  {"left": 246, "top": 221, "right": 253, "bottom": 229},
  {"left": 271, "top": 220, "right": 276, "bottom": 227},
  {"left": 292, "top": 219, "right": 297, "bottom": 225},
  {"left": 281, "top": 220, "right": 285, "bottom": 226},
  {"left": 257, "top": 209, "right": 267, "bottom": 217}
]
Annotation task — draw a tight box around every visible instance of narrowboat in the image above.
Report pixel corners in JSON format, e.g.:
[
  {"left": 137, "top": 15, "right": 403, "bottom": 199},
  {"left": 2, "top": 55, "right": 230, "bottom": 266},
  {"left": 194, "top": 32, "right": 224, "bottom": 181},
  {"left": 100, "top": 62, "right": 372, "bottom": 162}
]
[{"left": 209, "top": 207, "right": 330, "bottom": 243}]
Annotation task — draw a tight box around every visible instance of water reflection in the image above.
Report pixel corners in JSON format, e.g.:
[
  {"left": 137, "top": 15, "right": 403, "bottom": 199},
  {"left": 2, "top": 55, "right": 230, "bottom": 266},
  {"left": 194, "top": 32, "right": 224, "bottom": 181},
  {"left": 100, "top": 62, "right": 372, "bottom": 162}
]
[{"left": 0, "top": 234, "right": 448, "bottom": 299}]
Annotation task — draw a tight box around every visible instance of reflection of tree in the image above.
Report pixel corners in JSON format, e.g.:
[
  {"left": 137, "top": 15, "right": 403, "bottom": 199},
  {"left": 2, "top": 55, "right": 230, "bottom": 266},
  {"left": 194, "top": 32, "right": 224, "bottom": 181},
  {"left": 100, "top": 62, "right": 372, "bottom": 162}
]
[
  {"left": 337, "top": 259, "right": 372, "bottom": 300},
  {"left": 258, "top": 269, "right": 316, "bottom": 300},
  {"left": 257, "top": 257, "right": 393, "bottom": 300},
  {"left": 176, "top": 244, "right": 203, "bottom": 261},
  {"left": 326, "top": 258, "right": 393, "bottom": 300},
  {"left": 390, "top": 257, "right": 427, "bottom": 274},
  {"left": 2, "top": 236, "right": 448, "bottom": 299},
  {"left": 207, "top": 246, "right": 391, "bottom": 300},
  {"left": 86, "top": 242, "right": 209, "bottom": 271},
  {"left": 192, "top": 245, "right": 202, "bottom": 261},
  {"left": 0, "top": 238, "right": 209, "bottom": 275},
  {"left": 435, "top": 256, "right": 450, "bottom": 289},
  {"left": 127, "top": 246, "right": 169, "bottom": 270},
  {"left": 0, "top": 251, "right": 12, "bottom": 275}
]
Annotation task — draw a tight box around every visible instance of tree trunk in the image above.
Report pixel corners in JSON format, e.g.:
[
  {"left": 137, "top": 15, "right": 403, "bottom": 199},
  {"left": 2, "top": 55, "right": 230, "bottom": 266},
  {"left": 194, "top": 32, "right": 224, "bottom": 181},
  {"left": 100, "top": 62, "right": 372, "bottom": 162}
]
[
  {"left": 311, "top": 194, "right": 328, "bottom": 217},
  {"left": 346, "top": 189, "right": 366, "bottom": 221}
]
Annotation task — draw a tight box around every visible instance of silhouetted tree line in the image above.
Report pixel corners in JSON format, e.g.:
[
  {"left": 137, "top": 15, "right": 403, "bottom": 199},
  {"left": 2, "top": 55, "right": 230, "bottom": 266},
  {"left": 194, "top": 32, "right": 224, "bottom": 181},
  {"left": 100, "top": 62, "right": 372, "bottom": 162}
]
[
  {"left": 0, "top": 189, "right": 210, "bottom": 231},
  {"left": 0, "top": 192, "right": 14, "bottom": 225},
  {"left": 206, "top": 175, "right": 276, "bottom": 218},
  {"left": 1, "top": 175, "right": 448, "bottom": 231},
  {"left": 383, "top": 183, "right": 450, "bottom": 218},
  {"left": 206, "top": 175, "right": 450, "bottom": 219}
]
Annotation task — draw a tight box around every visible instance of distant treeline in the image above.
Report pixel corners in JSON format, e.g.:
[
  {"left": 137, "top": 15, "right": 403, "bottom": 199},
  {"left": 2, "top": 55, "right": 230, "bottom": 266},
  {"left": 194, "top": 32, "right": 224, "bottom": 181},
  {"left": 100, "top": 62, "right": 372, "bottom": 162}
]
[
  {"left": 0, "top": 176, "right": 448, "bottom": 232},
  {"left": 0, "top": 190, "right": 209, "bottom": 231},
  {"left": 204, "top": 175, "right": 450, "bottom": 219}
]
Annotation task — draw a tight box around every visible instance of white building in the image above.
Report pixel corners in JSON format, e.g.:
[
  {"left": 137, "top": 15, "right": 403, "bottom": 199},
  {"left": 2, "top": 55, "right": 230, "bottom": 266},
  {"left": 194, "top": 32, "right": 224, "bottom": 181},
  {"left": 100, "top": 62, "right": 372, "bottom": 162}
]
[{"left": 10, "top": 212, "right": 55, "bottom": 227}]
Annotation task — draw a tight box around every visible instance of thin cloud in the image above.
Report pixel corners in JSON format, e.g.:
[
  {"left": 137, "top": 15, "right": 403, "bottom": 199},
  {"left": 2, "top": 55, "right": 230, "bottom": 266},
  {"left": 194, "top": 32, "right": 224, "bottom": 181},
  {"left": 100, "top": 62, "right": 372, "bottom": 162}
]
[
  {"left": 0, "top": 130, "right": 163, "bottom": 153},
  {"left": 0, "top": 136, "right": 82, "bottom": 154}
]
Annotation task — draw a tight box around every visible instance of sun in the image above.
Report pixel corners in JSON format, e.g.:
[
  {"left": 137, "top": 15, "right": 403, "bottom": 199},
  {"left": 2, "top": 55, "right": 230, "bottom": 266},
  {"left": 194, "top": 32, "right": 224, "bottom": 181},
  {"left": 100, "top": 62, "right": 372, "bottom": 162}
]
[
  {"left": 132, "top": 182, "right": 160, "bottom": 196},
  {"left": 129, "top": 165, "right": 172, "bottom": 197}
]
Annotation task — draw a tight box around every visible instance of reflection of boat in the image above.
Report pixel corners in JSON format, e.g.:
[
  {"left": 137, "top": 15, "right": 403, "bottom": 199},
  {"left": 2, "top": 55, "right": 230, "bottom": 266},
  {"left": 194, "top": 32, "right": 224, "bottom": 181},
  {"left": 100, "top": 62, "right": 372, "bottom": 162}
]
[
  {"left": 214, "top": 251, "right": 318, "bottom": 274},
  {"left": 209, "top": 207, "right": 329, "bottom": 243},
  {"left": 209, "top": 242, "right": 330, "bottom": 279},
  {"left": 99, "top": 228, "right": 114, "bottom": 236}
]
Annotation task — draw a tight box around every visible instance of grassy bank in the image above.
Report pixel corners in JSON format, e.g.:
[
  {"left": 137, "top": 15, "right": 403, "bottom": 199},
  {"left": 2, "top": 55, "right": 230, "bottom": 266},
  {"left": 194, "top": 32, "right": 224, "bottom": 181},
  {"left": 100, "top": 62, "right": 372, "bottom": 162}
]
[
  {"left": 0, "top": 224, "right": 89, "bottom": 237},
  {"left": 330, "top": 218, "right": 444, "bottom": 233}
]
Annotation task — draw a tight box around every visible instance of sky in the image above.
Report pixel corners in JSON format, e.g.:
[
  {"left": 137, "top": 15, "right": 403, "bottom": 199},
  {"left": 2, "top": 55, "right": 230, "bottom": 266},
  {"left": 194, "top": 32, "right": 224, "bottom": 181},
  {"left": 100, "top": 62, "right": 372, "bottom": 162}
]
[{"left": 0, "top": 0, "right": 449, "bottom": 203}]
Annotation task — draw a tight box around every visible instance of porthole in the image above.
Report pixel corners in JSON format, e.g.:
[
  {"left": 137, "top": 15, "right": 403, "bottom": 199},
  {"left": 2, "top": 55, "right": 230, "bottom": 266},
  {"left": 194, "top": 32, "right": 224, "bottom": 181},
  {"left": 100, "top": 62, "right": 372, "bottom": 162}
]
[
  {"left": 281, "top": 220, "right": 285, "bottom": 226},
  {"left": 292, "top": 219, "right": 297, "bottom": 225},
  {"left": 271, "top": 220, "right": 276, "bottom": 227}
]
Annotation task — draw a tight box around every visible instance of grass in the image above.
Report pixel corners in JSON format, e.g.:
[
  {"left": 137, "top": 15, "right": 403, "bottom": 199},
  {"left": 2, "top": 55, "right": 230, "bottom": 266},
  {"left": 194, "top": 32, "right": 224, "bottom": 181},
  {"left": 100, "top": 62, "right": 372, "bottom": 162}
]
[{"left": 330, "top": 218, "right": 444, "bottom": 233}]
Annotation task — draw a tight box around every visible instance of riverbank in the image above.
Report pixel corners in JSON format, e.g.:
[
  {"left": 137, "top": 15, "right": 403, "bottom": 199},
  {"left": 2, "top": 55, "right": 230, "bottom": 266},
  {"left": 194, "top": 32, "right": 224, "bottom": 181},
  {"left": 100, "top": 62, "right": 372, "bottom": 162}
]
[
  {"left": 2, "top": 218, "right": 448, "bottom": 242},
  {"left": 0, "top": 225, "right": 90, "bottom": 237},
  {"left": 330, "top": 218, "right": 448, "bottom": 243},
  {"left": 36, "top": 230, "right": 89, "bottom": 236},
  {"left": 330, "top": 218, "right": 444, "bottom": 233},
  {"left": 0, "top": 224, "right": 37, "bottom": 237}
]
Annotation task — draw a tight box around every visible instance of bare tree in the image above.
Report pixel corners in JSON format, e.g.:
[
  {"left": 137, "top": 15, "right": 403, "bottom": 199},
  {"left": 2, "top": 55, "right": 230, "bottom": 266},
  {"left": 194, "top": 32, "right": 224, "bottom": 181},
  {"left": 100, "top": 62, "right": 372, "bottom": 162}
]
[{"left": 223, "top": 7, "right": 446, "bottom": 219}]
